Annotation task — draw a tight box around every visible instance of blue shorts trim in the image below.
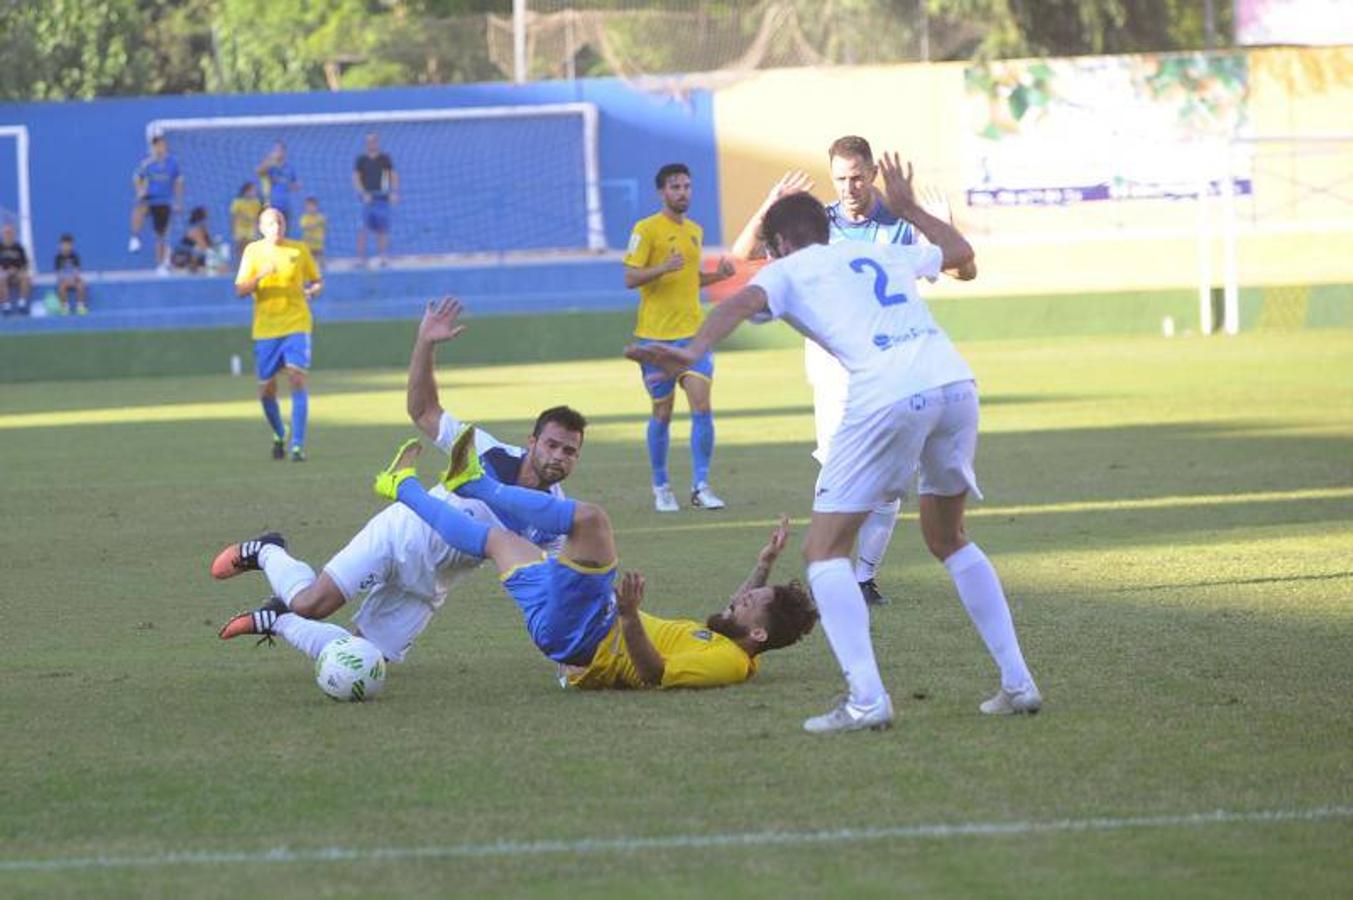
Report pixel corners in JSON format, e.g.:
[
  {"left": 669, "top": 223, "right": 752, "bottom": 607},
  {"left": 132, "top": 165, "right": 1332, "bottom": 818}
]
[
  {"left": 363, "top": 197, "right": 391, "bottom": 233},
  {"left": 254, "top": 333, "right": 312, "bottom": 381},
  {"left": 503, "top": 557, "right": 618, "bottom": 665},
  {"left": 634, "top": 337, "right": 714, "bottom": 400}
]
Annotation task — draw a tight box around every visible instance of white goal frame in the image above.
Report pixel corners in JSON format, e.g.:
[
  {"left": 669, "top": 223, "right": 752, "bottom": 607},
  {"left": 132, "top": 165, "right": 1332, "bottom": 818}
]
[
  {"left": 1198, "top": 133, "right": 1353, "bottom": 335},
  {"left": 0, "top": 125, "right": 33, "bottom": 272},
  {"left": 146, "top": 104, "right": 607, "bottom": 252}
]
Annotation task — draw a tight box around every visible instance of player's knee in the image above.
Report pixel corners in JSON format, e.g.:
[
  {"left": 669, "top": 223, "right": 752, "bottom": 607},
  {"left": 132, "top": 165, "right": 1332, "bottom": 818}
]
[
  {"left": 574, "top": 501, "right": 610, "bottom": 533},
  {"left": 651, "top": 403, "right": 674, "bottom": 424},
  {"left": 925, "top": 531, "right": 967, "bottom": 562},
  {"left": 287, "top": 371, "right": 307, "bottom": 391}
]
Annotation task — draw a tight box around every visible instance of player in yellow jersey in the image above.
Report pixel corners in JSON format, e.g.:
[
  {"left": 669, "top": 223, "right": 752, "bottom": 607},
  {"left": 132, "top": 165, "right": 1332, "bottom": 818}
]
[
  {"left": 235, "top": 207, "right": 323, "bottom": 462},
  {"left": 300, "top": 196, "right": 327, "bottom": 269},
  {"left": 229, "top": 182, "right": 262, "bottom": 267},
  {"left": 624, "top": 163, "right": 736, "bottom": 514},
  {"left": 372, "top": 299, "right": 817, "bottom": 690}
]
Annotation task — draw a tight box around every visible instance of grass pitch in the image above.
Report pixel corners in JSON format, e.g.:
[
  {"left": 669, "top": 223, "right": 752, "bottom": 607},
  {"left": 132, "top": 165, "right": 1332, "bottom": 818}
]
[{"left": 1, "top": 328, "right": 1351, "bottom": 898}]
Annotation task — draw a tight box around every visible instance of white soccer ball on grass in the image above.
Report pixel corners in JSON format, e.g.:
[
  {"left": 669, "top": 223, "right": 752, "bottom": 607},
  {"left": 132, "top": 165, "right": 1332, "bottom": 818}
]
[{"left": 315, "top": 636, "right": 387, "bottom": 702}]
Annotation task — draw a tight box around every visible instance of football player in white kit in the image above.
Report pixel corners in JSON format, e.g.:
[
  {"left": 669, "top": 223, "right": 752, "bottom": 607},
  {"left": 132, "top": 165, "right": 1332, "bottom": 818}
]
[
  {"left": 729, "top": 137, "right": 976, "bottom": 606},
  {"left": 630, "top": 155, "right": 1039, "bottom": 733},
  {"left": 212, "top": 298, "right": 585, "bottom": 668}
]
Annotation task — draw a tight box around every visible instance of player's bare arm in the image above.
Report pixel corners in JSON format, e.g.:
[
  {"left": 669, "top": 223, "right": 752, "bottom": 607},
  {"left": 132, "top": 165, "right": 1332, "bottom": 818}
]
[
  {"left": 616, "top": 571, "right": 665, "bottom": 685},
  {"left": 698, "top": 256, "right": 736, "bottom": 287},
  {"left": 406, "top": 296, "right": 467, "bottom": 440},
  {"left": 878, "top": 152, "right": 977, "bottom": 279},
  {"left": 732, "top": 515, "right": 790, "bottom": 598},
  {"left": 624, "top": 284, "right": 767, "bottom": 380},
  {"left": 623, "top": 250, "right": 685, "bottom": 289},
  {"left": 729, "top": 170, "right": 815, "bottom": 260},
  {"left": 234, "top": 258, "right": 276, "bottom": 297}
]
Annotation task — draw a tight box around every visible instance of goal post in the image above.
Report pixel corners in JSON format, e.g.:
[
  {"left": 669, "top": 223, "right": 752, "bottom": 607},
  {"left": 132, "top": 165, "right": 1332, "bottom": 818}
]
[
  {"left": 1201, "top": 133, "right": 1353, "bottom": 335},
  {"left": 0, "top": 125, "right": 33, "bottom": 272},
  {"left": 147, "top": 104, "right": 606, "bottom": 259}
]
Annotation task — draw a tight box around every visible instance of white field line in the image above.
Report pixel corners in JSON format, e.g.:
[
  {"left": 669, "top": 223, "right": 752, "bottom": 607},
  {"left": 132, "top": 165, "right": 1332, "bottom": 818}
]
[{"left": 1, "top": 806, "right": 1350, "bottom": 873}]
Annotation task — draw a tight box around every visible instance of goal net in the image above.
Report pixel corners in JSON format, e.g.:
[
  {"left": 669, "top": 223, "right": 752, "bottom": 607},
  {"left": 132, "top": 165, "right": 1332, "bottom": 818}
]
[{"left": 147, "top": 105, "right": 605, "bottom": 260}]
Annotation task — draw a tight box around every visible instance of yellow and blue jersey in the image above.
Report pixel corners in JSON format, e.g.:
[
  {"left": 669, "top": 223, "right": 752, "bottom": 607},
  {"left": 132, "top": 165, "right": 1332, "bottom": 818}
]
[
  {"left": 230, "top": 197, "right": 262, "bottom": 242},
  {"left": 300, "top": 212, "right": 327, "bottom": 255},
  {"left": 623, "top": 212, "right": 704, "bottom": 340},
  {"left": 569, "top": 610, "right": 758, "bottom": 690},
  {"left": 235, "top": 238, "right": 319, "bottom": 340}
]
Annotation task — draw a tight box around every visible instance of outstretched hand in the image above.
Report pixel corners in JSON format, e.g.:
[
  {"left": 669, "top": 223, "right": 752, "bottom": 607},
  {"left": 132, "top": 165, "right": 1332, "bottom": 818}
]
[
  {"left": 418, "top": 296, "right": 468, "bottom": 345},
  {"left": 768, "top": 170, "right": 815, "bottom": 204},
  {"left": 878, "top": 151, "right": 917, "bottom": 217},
  {"left": 624, "top": 342, "right": 697, "bottom": 385},
  {"left": 758, "top": 514, "right": 791, "bottom": 567},
  {"left": 616, "top": 570, "right": 646, "bottom": 617},
  {"left": 918, "top": 185, "right": 953, "bottom": 224}
]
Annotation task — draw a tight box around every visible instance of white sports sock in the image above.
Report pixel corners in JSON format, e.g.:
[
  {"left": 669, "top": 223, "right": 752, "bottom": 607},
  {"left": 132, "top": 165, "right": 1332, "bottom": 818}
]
[
  {"left": 944, "top": 543, "right": 1033, "bottom": 692},
  {"left": 854, "top": 499, "right": 901, "bottom": 582},
  {"left": 273, "top": 614, "right": 350, "bottom": 660},
  {"left": 806, "top": 557, "right": 887, "bottom": 706},
  {"left": 258, "top": 544, "right": 316, "bottom": 607}
]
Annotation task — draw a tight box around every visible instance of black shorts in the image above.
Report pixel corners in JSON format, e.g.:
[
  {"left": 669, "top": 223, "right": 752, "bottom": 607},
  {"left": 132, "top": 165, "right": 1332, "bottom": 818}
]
[{"left": 148, "top": 204, "right": 172, "bottom": 236}]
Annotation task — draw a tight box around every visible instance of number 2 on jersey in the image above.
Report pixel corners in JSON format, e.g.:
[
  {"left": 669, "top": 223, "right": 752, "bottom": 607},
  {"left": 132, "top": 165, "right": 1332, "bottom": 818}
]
[{"left": 849, "top": 258, "right": 908, "bottom": 307}]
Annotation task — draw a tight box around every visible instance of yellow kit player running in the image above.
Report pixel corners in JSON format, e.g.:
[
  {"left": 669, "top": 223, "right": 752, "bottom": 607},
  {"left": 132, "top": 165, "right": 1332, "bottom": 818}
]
[
  {"left": 623, "top": 163, "right": 735, "bottom": 513},
  {"left": 235, "top": 206, "right": 323, "bottom": 461}
]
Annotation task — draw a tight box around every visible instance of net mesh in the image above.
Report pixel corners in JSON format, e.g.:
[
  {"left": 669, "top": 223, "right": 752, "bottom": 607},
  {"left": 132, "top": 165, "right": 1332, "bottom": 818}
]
[{"left": 153, "top": 109, "right": 600, "bottom": 260}]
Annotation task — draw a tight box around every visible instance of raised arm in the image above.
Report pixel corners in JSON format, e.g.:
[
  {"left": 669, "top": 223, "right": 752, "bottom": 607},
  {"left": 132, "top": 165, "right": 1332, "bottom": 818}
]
[
  {"left": 406, "top": 296, "right": 468, "bottom": 441},
  {"left": 732, "top": 515, "right": 790, "bottom": 598},
  {"left": 616, "top": 571, "right": 665, "bottom": 686},
  {"left": 878, "top": 152, "right": 976, "bottom": 280},
  {"left": 623, "top": 283, "right": 770, "bottom": 378},
  {"left": 729, "top": 170, "right": 815, "bottom": 261}
]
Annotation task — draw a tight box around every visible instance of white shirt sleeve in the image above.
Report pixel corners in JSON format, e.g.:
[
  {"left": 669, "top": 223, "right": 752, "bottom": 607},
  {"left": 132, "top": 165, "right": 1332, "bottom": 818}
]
[
  {"left": 749, "top": 262, "right": 792, "bottom": 322},
  {"left": 433, "top": 411, "right": 463, "bottom": 453},
  {"left": 912, "top": 244, "right": 943, "bottom": 281}
]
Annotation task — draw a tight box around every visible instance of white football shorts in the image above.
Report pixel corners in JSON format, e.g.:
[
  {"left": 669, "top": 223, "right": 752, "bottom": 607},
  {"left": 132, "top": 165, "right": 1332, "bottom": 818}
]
[
  {"left": 813, "top": 380, "right": 983, "bottom": 514},
  {"left": 324, "top": 513, "right": 440, "bottom": 663}
]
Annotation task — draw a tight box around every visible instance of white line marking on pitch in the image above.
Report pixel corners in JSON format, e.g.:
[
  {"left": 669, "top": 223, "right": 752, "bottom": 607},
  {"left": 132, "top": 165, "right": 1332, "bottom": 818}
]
[{"left": 2, "top": 806, "right": 1350, "bottom": 874}]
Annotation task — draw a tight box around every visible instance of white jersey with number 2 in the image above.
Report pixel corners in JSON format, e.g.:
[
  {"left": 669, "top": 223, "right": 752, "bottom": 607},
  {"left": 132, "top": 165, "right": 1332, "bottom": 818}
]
[{"left": 751, "top": 241, "right": 973, "bottom": 413}]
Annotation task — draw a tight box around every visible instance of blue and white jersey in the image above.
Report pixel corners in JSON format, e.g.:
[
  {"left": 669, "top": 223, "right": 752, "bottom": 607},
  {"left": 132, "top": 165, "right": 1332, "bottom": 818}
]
[
  {"left": 434, "top": 412, "right": 567, "bottom": 554},
  {"left": 136, "top": 155, "right": 181, "bottom": 203},
  {"left": 753, "top": 241, "right": 972, "bottom": 411},
  {"left": 826, "top": 199, "right": 917, "bottom": 247}
]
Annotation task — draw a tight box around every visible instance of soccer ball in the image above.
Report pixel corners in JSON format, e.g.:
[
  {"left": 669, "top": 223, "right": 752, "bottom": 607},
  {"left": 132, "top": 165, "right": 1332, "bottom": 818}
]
[{"left": 315, "top": 636, "right": 387, "bottom": 702}]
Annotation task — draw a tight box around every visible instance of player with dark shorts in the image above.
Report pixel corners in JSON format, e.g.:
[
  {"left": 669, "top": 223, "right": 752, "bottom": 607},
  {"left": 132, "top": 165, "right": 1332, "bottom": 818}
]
[
  {"left": 353, "top": 132, "right": 399, "bottom": 266},
  {"left": 0, "top": 223, "right": 31, "bottom": 316},
  {"left": 129, "top": 135, "right": 183, "bottom": 273}
]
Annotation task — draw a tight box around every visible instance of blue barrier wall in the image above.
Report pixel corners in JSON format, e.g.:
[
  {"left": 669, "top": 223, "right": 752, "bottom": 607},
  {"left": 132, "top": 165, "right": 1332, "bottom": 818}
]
[{"left": 0, "top": 79, "right": 719, "bottom": 274}]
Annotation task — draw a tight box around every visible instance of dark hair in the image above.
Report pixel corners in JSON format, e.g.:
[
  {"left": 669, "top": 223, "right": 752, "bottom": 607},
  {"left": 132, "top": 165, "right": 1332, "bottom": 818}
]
[
  {"left": 655, "top": 163, "right": 690, "bottom": 190},
  {"left": 763, "top": 580, "right": 818, "bottom": 651},
  {"left": 189, "top": 206, "right": 208, "bottom": 224},
  {"left": 828, "top": 135, "right": 874, "bottom": 166},
  {"left": 150, "top": 134, "right": 166, "bottom": 146},
  {"left": 305, "top": 195, "right": 318, "bottom": 203},
  {"left": 238, "top": 182, "right": 255, "bottom": 196},
  {"left": 533, "top": 405, "right": 588, "bottom": 439},
  {"left": 761, "top": 193, "right": 829, "bottom": 255},
  {"left": 59, "top": 233, "right": 73, "bottom": 243}
]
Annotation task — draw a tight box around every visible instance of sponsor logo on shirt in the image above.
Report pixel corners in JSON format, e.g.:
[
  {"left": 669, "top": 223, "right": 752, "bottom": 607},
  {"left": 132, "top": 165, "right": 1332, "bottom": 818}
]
[{"left": 872, "top": 327, "right": 940, "bottom": 350}]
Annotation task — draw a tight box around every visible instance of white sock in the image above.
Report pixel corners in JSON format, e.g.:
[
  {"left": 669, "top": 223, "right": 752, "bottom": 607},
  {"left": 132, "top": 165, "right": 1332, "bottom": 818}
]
[
  {"left": 806, "top": 557, "right": 886, "bottom": 706},
  {"left": 944, "top": 543, "right": 1033, "bottom": 692},
  {"left": 258, "top": 544, "right": 316, "bottom": 607},
  {"left": 854, "top": 499, "right": 901, "bottom": 582},
  {"left": 273, "top": 614, "right": 350, "bottom": 660}
]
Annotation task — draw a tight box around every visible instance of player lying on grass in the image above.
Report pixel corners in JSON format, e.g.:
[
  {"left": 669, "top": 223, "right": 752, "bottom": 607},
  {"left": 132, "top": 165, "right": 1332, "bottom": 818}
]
[
  {"left": 212, "top": 298, "right": 586, "bottom": 665},
  {"left": 375, "top": 433, "right": 818, "bottom": 689}
]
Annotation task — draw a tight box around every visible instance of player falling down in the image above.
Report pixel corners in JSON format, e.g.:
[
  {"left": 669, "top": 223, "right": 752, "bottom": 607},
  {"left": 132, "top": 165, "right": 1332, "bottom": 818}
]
[
  {"left": 375, "top": 431, "right": 817, "bottom": 689},
  {"left": 213, "top": 298, "right": 585, "bottom": 665},
  {"left": 628, "top": 155, "right": 1040, "bottom": 732}
]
